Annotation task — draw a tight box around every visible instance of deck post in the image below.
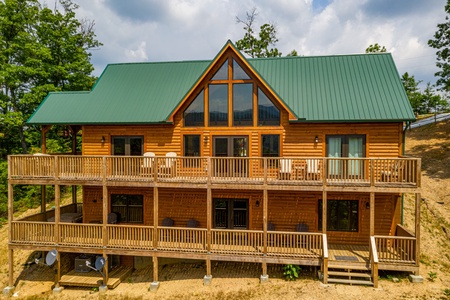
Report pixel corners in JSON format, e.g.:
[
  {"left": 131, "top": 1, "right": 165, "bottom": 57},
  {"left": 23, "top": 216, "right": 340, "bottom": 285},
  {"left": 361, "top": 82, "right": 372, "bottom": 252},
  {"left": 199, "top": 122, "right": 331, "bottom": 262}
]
[
  {"left": 8, "top": 249, "right": 14, "bottom": 287},
  {"left": 7, "top": 175, "right": 14, "bottom": 288},
  {"left": 263, "top": 189, "right": 268, "bottom": 255},
  {"left": 102, "top": 252, "right": 109, "bottom": 289},
  {"left": 415, "top": 192, "right": 421, "bottom": 274},
  {"left": 55, "top": 185, "right": 60, "bottom": 245},
  {"left": 322, "top": 191, "right": 327, "bottom": 233},
  {"left": 206, "top": 186, "right": 212, "bottom": 253},
  {"left": 150, "top": 256, "right": 160, "bottom": 291},
  {"left": 369, "top": 192, "right": 375, "bottom": 236},
  {"left": 153, "top": 187, "right": 159, "bottom": 249},
  {"left": 102, "top": 157, "right": 108, "bottom": 247}
]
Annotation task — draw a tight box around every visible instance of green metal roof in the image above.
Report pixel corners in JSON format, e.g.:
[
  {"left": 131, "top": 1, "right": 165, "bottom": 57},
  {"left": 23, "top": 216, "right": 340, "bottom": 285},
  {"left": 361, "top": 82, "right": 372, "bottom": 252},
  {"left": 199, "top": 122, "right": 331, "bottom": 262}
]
[{"left": 28, "top": 43, "right": 415, "bottom": 125}]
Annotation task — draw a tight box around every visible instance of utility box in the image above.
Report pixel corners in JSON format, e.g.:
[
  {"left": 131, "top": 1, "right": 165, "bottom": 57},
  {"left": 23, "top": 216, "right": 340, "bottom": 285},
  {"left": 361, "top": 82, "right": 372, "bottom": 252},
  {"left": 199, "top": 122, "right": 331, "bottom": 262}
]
[{"left": 75, "top": 256, "right": 92, "bottom": 273}]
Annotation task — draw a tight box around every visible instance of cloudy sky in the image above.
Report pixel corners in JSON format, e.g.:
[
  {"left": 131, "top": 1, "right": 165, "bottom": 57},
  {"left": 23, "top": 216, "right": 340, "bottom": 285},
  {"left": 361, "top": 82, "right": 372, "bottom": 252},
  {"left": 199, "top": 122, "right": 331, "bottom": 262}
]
[{"left": 47, "top": 0, "right": 446, "bottom": 89}]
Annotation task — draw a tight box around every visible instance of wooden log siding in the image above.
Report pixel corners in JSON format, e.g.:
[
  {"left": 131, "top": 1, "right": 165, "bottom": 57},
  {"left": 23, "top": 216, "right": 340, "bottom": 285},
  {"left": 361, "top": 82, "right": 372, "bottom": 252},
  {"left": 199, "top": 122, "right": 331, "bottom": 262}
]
[{"left": 82, "top": 120, "right": 403, "bottom": 159}]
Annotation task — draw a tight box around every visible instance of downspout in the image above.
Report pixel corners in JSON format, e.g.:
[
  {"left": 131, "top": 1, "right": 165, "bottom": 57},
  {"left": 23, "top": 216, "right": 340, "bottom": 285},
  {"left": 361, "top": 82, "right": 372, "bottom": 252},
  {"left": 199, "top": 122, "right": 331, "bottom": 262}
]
[{"left": 401, "top": 121, "right": 411, "bottom": 224}]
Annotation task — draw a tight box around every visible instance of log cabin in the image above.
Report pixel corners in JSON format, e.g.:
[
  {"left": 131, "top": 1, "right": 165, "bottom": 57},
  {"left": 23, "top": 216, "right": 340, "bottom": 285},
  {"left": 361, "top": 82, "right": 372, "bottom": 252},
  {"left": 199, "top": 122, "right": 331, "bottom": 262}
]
[{"left": 5, "top": 41, "right": 421, "bottom": 292}]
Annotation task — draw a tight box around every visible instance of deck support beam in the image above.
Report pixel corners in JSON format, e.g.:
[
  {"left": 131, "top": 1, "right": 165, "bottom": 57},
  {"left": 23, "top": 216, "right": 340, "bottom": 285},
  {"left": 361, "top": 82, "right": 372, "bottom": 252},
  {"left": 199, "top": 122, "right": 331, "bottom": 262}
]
[
  {"left": 7, "top": 170, "right": 15, "bottom": 289},
  {"left": 369, "top": 192, "right": 375, "bottom": 236},
  {"left": 415, "top": 192, "right": 421, "bottom": 275},
  {"left": 322, "top": 191, "right": 327, "bottom": 234}
]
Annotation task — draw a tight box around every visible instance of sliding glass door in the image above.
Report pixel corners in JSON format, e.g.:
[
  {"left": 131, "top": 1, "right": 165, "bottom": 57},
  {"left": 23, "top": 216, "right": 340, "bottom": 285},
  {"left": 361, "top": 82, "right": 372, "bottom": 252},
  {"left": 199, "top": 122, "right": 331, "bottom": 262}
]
[{"left": 326, "top": 135, "right": 365, "bottom": 178}]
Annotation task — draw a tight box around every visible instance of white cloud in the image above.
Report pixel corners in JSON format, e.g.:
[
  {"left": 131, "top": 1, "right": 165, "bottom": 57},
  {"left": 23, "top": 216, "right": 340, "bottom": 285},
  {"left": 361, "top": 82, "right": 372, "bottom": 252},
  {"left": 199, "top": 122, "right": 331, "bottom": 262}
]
[
  {"left": 68, "top": 0, "right": 446, "bottom": 89},
  {"left": 125, "top": 41, "right": 148, "bottom": 61}
]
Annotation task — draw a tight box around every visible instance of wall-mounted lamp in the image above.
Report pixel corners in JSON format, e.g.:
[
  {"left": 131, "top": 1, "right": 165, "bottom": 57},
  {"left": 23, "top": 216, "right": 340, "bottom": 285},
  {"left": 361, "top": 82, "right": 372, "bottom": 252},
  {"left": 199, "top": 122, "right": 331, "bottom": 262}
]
[
  {"left": 314, "top": 136, "right": 319, "bottom": 143},
  {"left": 366, "top": 201, "right": 370, "bottom": 209},
  {"left": 101, "top": 136, "right": 105, "bottom": 143},
  {"left": 255, "top": 200, "right": 260, "bottom": 207},
  {"left": 203, "top": 136, "right": 209, "bottom": 143}
]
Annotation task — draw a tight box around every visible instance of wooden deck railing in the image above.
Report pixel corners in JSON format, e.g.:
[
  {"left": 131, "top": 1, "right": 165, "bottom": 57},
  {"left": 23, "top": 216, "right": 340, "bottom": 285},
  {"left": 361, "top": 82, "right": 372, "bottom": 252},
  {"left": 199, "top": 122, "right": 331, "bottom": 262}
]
[
  {"left": 265, "top": 231, "right": 323, "bottom": 258},
  {"left": 374, "top": 235, "right": 416, "bottom": 264},
  {"left": 158, "top": 227, "right": 207, "bottom": 252},
  {"left": 9, "top": 155, "right": 421, "bottom": 187},
  {"left": 11, "top": 221, "right": 55, "bottom": 245},
  {"left": 10, "top": 222, "right": 325, "bottom": 259}
]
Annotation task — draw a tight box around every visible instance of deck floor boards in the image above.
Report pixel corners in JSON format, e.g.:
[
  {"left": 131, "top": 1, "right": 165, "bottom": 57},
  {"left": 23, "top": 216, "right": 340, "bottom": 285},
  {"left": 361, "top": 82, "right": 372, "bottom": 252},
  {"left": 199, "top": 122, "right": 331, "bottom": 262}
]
[{"left": 59, "top": 266, "right": 133, "bottom": 289}]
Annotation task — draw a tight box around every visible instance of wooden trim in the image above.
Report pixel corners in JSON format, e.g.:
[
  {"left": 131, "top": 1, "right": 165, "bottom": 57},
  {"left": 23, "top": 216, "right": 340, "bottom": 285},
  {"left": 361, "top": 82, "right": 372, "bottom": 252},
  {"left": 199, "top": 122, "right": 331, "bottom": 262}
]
[
  {"left": 263, "top": 189, "right": 268, "bottom": 255},
  {"left": 55, "top": 185, "right": 60, "bottom": 245},
  {"left": 153, "top": 187, "right": 159, "bottom": 249}
]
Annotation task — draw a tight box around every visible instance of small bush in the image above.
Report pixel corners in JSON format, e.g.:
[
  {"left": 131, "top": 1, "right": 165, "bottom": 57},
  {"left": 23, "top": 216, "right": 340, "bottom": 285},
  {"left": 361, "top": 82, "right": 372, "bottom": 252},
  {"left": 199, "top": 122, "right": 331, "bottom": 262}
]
[{"left": 283, "top": 264, "right": 301, "bottom": 281}]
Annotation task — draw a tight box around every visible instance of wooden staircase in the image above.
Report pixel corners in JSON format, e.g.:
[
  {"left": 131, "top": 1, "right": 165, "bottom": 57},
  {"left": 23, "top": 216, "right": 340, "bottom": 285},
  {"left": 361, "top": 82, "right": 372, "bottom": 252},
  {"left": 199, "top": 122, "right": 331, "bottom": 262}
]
[{"left": 324, "top": 263, "right": 374, "bottom": 286}]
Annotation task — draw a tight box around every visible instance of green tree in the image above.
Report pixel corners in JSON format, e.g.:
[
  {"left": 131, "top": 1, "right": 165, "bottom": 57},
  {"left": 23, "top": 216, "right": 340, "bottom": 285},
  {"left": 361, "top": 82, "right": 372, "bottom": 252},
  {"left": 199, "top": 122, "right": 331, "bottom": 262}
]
[
  {"left": 0, "top": 0, "right": 101, "bottom": 156},
  {"left": 429, "top": 0, "right": 450, "bottom": 91},
  {"left": 235, "top": 8, "right": 282, "bottom": 58},
  {"left": 401, "top": 72, "right": 425, "bottom": 114},
  {"left": 365, "top": 43, "right": 387, "bottom": 53},
  {"left": 422, "top": 82, "right": 448, "bottom": 114}
]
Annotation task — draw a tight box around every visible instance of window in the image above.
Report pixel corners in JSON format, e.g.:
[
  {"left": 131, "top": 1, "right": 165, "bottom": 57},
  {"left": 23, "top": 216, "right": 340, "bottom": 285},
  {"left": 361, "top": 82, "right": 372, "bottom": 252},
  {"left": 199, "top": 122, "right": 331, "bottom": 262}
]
[
  {"left": 184, "top": 55, "right": 281, "bottom": 128},
  {"left": 184, "top": 135, "right": 200, "bottom": 156},
  {"left": 326, "top": 135, "right": 365, "bottom": 177},
  {"left": 111, "top": 194, "right": 144, "bottom": 223},
  {"left": 184, "top": 90, "right": 204, "bottom": 127},
  {"left": 262, "top": 135, "right": 279, "bottom": 157},
  {"left": 232, "top": 83, "right": 253, "bottom": 126},
  {"left": 214, "top": 198, "right": 248, "bottom": 229},
  {"left": 258, "top": 88, "right": 280, "bottom": 125},
  {"left": 209, "top": 84, "right": 228, "bottom": 126},
  {"left": 112, "top": 136, "right": 143, "bottom": 156},
  {"left": 318, "top": 200, "right": 359, "bottom": 232}
]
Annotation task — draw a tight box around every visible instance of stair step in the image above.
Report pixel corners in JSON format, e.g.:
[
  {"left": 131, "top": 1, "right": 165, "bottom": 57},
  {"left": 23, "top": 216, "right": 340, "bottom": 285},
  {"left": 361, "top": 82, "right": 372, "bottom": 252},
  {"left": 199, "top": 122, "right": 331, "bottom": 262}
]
[
  {"left": 328, "top": 262, "right": 370, "bottom": 271},
  {"left": 328, "top": 271, "right": 372, "bottom": 278},
  {"left": 327, "top": 278, "right": 374, "bottom": 286}
]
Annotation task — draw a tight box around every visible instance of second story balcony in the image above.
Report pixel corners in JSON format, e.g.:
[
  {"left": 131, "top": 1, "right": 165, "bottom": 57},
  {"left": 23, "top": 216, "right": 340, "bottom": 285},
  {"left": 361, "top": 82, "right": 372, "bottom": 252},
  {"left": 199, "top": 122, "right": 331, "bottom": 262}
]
[{"left": 8, "top": 155, "right": 421, "bottom": 191}]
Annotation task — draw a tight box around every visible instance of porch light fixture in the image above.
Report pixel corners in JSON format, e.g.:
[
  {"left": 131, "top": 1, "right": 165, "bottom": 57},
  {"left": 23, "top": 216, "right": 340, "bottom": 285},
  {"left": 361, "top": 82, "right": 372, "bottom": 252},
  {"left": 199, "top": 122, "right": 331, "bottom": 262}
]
[
  {"left": 255, "top": 200, "right": 260, "bottom": 207},
  {"left": 366, "top": 201, "right": 370, "bottom": 209},
  {"left": 101, "top": 136, "right": 105, "bottom": 143},
  {"left": 314, "top": 136, "right": 319, "bottom": 143}
]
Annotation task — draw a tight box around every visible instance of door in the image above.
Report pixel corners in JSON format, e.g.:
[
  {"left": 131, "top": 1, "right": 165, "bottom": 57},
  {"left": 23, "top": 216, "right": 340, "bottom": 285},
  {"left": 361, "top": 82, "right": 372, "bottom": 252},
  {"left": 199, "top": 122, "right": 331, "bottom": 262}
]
[
  {"left": 213, "top": 136, "right": 248, "bottom": 177},
  {"left": 214, "top": 198, "right": 248, "bottom": 229},
  {"left": 326, "top": 135, "right": 365, "bottom": 179}
]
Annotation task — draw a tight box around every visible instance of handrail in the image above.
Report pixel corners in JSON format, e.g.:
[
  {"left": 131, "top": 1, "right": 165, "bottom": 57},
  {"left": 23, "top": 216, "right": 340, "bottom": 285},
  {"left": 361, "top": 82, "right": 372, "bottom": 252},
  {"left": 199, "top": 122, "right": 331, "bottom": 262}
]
[
  {"left": 322, "top": 233, "right": 328, "bottom": 284},
  {"left": 8, "top": 155, "right": 421, "bottom": 187},
  {"left": 322, "top": 233, "right": 328, "bottom": 259},
  {"left": 370, "top": 236, "right": 379, "bottom": 288}
]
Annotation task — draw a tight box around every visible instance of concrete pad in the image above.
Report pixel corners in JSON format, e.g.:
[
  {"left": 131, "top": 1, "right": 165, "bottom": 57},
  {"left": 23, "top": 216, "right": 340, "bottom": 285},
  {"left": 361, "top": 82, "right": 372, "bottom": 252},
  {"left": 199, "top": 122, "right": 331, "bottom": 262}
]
[
  {"left": 99, "top": 285, "right": 108, "bottom": 293},
  {"left": 3, "top": 286, "right": 15, "bottom": 297},
  {"left": 260, "top": 274, "right": 269, "bottom": 283},
  {"left": 52, "top": 286, "right": 64, "bottom": 295},
  {"left": 409, "top": 275, "right": 423, "bottom": 283},
  {"left": 203, "top": 275, "right": 213, "bottom": 286},
  {"left": 149, "top": 281, "right": 160, "bottom": 292}
]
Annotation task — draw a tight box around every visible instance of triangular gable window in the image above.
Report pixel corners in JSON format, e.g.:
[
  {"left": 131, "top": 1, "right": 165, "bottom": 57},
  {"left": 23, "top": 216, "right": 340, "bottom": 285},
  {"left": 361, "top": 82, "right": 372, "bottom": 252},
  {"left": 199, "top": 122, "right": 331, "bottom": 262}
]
[
  {"left": 183, "top": 53, "right": 280, "bottom": 127},
  {"left": 212, "top": 60, "right": 228, "bottom": 80},
  {"left": 184, "top": 89, "right": 204, "bottom": 127},
  {"left": 258, "top": 88, "right": 280, "bottom": 126},
  {"left": 233, "top": 59, "right": 250, "bottom": 80}
]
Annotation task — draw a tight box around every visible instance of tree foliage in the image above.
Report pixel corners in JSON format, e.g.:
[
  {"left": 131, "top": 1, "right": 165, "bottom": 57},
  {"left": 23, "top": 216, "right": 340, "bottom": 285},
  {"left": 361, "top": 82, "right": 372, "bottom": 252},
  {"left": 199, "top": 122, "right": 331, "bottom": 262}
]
[
  {"left": 235, "top": 8, "right": 282, "bottom": 58},
  {"left": 0, "top": 0, "right": 101, "bottom": 156},
  {"left": 0, "top": 0, "right": 101, "bottom": 221},
  {"left": 365, "top": 43, "right": 387, "bottom": 53},
  {"left": 428, "top": 0, "right": 450, "bottom": 91},
  {"left": 401, "top": 72, "right": 425, "bottom": 114}
]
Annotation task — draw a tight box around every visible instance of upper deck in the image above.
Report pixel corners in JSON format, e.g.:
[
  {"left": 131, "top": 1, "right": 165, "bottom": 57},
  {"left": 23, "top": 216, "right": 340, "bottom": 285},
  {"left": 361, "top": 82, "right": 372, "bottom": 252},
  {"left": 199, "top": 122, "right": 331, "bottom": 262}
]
[{"left": 8, "top": 155, "right": 421, "bottom": 192}]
